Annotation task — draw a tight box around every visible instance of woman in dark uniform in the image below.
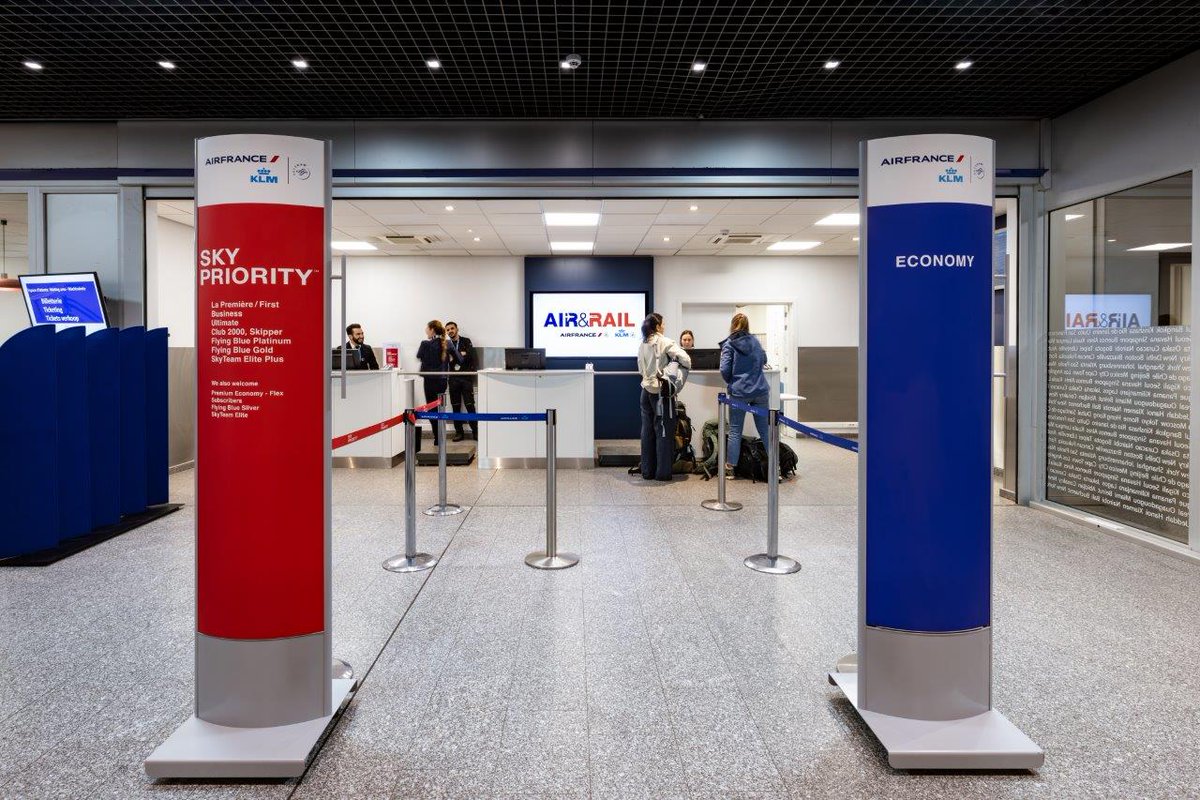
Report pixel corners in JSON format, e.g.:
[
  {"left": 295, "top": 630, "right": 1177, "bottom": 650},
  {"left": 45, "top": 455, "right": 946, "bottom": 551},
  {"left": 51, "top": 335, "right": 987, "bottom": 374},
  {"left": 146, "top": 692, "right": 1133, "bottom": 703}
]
[{"left": 416, "top": 319, "right": 449, "bottom": 445}]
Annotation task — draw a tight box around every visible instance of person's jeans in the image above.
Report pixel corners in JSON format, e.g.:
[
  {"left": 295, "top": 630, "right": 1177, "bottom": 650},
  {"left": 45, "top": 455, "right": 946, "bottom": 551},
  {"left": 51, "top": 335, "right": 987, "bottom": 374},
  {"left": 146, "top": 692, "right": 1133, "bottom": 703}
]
[
  {"left": 639, "top": 389, "right": 675, "bottom": 481},
  {"left": 726, "top": 392, "right": 770, "bottom": 466}
]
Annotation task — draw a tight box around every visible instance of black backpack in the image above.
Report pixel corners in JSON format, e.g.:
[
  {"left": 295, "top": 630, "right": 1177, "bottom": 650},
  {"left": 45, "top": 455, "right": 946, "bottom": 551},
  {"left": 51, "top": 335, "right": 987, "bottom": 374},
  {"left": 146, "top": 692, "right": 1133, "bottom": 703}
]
[
  {"left": 735, "top": 436, "right": 798, "bottom": 482},
  {"left": 671, "top": 401, "right": 697, "bottom": 473}
]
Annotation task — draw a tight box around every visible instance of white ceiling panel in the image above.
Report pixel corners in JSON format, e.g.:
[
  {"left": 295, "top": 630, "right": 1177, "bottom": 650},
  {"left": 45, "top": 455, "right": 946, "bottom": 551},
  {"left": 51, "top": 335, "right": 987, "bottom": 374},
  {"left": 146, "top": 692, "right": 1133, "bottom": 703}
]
[
  {"left": 414, "top": 200, "right": 483, "bottom": 215},
  {"left": 701, "top": 215, "right": 775, "bottom": 231},
  {"left": 601, "top": 199, "right": 666, "bottom": 214},
  {"left": 598, "top": 213, "right": 658, "bottom": 227},
  {"left": 723, "top": 199, "right": 794, "bottom": 214},
  {"left": 477, "top": 199, "right": 543, "bottom": 214},
  {"left": 488, "top": 213, "right": 545, "bottom": 227},
  {"left": 635, "top": 249, "right": 678, "bottom": 256},
  {"left": 540, "top": 199, "right": 602, "bottom": 213},
  {"left": 779, "top": 198, "right": 858, "bottom": 216},
  {"left": 350, "top": 199, "right": 419, "bottom": 215},
  {"left": 545, "top": 226, "right": 599, "bottom": 241},
  {"left": 662, "top": 199, "right": 729, "bottom": 214},
  {"left": 646, "top": 225, "right": 704, "bottom": 238}
]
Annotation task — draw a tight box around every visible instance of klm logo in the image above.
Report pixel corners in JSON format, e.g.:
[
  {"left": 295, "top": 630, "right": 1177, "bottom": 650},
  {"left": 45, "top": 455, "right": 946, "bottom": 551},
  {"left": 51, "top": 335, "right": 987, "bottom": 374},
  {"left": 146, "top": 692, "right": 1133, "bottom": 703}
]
[
  {"left": 939, "top": 167, "right": 964, "bottom": 184},
  {"left": 250, "top": 168, "right": 278, "bottom": 184}
]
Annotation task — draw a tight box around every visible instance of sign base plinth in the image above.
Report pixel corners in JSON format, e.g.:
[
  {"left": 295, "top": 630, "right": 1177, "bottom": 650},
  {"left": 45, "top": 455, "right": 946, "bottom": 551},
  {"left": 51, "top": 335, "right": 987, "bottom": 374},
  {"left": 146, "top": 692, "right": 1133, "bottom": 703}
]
[
  {"left": 827, "top": 671, "right": 1043, "bottom": 771},
  {"left": 144, "top": 678, "right": 355, "bottom": 779}
]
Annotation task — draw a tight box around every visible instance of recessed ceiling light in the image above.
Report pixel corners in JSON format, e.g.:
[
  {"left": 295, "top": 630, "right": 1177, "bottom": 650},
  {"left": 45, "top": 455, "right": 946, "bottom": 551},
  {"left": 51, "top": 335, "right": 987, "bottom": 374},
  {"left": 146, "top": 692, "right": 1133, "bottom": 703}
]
[
  {"left": 767, "top": 241, "right": 821, "bottom": 251},
  {"left": 1126, "top": 242, "right": 1191, "bottom": 252},
  {"left": 1064, "top": 213, "right": 1084, "bottom": 221},
  {"left": 815, "top": 213, "right": 859, "bottom": 226},
  {"left": 544, "top": 212, "right": 599, "bottom": 226},
  {"left": 1106, "top": 238, "right": 1117, "bottom": 243},
  {"left": 550, "top": 241, "right": 594, "bottom": 252},
  {"left": 158, "top": 60, "right": 176, "bottom": 70},
  {"left": 292, "top": 58, "right": 308, "bottom": 69},
  {"left": 689, "top": 205, "right": 699, "bottom": 211},
  {"left": 824, "top": 60, "right": 840, "bottom": 70},
  {"left": 955, "top": 60, "right": 973, "bottom": 70},
  {"left": 852, "top": 236, "right": 860, "bottom": 241},
  {"left": 473, "top": 237, "right": 480, "bottom": 242},
  {"left": 444, "top": 204, "right": 455, "bottom": 211},
  {"left": 332, "top": 241, "right": 377, "bottom": 251},
  {"left": 426, "top": 59, "right": 441, "bottom": 69},
  {"left": 692, "top": 62, "right": 707, "bottom": 72},
  {"left": 23, "top": 61, "right": 42, "bottom": 71},
  {"left": 663, "top": 237, "right": 671, "bottom": 242}
]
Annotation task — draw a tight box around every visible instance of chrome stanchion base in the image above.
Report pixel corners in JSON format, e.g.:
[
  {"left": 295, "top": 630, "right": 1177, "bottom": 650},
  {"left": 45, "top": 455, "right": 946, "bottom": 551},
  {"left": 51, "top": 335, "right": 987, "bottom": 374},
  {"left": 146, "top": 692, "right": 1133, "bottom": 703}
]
[
  {"left": 743, "top": 553, "right": 801, "bottom": 575},
  {"left": 382, "top": 553, "right": 438, "bottom": 573},
  {"left": 424, "top": 503, "right": 466, "bottom": 517},
  {"left": 834, "top": 652, "right": 858, "bottom": 674},
  {"left": 332, "top": 658, "right": 354, "bottom": 680},
  {"left": 524, "top": 551, "right": 580, "bottom": 570},
  {"left": 701, "top": 499, "right": 743, "bottom": 512}
]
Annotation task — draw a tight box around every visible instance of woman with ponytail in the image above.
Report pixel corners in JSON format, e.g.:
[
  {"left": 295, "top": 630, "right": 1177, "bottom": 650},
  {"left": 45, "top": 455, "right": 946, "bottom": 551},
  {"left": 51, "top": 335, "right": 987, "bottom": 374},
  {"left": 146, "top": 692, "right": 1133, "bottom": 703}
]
[{"left": 416, "top": 319, "right": 450, "bottom": 445}]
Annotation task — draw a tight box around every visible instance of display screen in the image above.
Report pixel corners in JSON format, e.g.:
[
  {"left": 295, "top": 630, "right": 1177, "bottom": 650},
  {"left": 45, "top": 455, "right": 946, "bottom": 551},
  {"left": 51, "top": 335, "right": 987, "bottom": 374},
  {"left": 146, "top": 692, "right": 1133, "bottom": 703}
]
[
  {"left": 1064, "top": 293, "right": 1152, "bottom": 330},
  {"left": 531, "top": 291, "right": 647, "bottom": 358},
  {"left": 20, "top": 272, "right": 110, "bottom": 334}
]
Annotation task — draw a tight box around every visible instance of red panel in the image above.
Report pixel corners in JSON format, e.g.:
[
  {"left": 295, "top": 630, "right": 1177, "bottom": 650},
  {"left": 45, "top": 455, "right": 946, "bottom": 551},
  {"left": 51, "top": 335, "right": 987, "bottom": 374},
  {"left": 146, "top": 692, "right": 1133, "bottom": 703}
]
[{"left": 196, "top": 202, "right": 325, "bottom": 639}]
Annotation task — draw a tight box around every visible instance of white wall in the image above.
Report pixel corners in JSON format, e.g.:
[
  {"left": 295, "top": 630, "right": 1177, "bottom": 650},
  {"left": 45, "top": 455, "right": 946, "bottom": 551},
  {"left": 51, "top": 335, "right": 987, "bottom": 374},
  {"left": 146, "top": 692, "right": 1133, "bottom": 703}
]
[
  {"left": 146, "top": 214, "right": 196, "bottom": 347},
  {"left": 0, "top": 290, "right": 28, "bottom": 344},
  {"left": 335, "top": 255, "right": 524, "bottom": 370}
]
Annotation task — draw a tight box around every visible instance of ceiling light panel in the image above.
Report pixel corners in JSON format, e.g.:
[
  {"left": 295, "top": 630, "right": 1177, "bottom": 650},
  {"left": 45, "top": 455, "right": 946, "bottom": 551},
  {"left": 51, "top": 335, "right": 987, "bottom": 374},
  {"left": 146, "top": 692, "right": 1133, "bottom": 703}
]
[
  {"left": 815, "top": 212, "right": 860, "bottom": 226},
  {"left": 544, "top": 212, "right": 600, "bottom": 226}
]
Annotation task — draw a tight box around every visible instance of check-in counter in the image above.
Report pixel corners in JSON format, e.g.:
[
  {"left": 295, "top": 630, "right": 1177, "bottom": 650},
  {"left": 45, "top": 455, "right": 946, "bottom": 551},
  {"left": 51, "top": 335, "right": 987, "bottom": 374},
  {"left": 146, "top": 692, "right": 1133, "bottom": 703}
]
[
  {"left": 331, "top": 371, "right": 415, "bottom": 468},
  {"left": 677, "top": 369, "right": 782, "bottom": 448},
  {"left": 477, "top": 369, "right": 595, "bottom": 468}
]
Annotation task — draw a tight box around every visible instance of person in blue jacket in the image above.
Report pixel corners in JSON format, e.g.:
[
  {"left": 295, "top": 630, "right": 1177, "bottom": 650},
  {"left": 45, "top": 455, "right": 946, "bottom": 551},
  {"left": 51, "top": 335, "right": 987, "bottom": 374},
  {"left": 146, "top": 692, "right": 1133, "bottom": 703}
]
[{"left": 719, "top": 312, "right": 770, "bottom": 474}]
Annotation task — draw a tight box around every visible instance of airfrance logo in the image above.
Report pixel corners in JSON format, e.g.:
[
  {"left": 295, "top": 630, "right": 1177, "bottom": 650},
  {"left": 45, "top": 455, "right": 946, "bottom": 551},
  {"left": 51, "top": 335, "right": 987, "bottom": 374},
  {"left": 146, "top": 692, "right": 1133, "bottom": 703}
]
[
  {"left": 879, "top": 154, "right": 965, "bottom": 166},
  {"left": 204, "top": 154, "right": 281, "bottom": 166}
]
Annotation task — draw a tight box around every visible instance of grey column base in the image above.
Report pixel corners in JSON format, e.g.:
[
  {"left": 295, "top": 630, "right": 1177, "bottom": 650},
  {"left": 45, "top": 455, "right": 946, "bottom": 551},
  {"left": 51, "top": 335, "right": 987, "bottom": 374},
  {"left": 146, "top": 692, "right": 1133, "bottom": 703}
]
[
  {"left": 525, "top": 551, "right": 580, "bottom": 570},
  {"left": 861, "top": 625, "right": 990, "bottom": 720},
  {"left": 145, "top": 678, "right": 355, "bottom": 778},
  {"left": 197, "top": 632, "right": 328, "bottom": 728},
  {"left": 701, "top": 499, "right": 743, "bottom": 512},
  {"left": 827, "top": 671, "right": 1043, "bottom": 771}
]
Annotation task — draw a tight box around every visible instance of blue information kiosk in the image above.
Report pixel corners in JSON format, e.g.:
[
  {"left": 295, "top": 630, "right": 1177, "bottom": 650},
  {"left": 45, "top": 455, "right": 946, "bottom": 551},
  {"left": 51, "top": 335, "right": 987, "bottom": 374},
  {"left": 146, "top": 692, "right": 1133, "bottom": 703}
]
[{"left": 828, "top": 134, "right": 1043, "bottom": 770}]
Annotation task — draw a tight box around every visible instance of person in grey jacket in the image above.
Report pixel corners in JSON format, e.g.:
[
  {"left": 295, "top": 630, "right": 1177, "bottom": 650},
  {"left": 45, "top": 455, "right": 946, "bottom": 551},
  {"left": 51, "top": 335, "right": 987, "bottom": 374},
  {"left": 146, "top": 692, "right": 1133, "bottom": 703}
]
[
  {"left": 720, "top": 312, "right": 770, "bottom": 473},
  {"left": 637, "top": 315, "right": 692, "bottom": 481}
]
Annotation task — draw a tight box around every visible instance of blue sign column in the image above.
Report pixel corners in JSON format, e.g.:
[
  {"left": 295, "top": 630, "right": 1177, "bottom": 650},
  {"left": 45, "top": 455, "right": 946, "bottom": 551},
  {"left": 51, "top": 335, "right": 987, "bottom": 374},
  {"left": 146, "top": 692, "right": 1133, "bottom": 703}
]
[{"left": 829, "top": 134, "right": 1041, "bottom": 770}]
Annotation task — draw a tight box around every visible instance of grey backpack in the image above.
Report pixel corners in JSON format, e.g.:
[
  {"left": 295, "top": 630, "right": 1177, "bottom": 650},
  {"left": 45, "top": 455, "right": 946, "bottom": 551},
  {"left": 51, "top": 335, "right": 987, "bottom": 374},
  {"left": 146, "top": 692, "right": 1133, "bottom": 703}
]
[{"left": 659, "top": 357, "right": 689, "bottom": 397}]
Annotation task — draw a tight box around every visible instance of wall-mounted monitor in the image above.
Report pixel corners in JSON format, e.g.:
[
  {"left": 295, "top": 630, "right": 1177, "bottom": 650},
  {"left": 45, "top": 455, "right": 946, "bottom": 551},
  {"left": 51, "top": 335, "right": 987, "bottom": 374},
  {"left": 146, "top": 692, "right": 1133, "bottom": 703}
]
[
  {"left": 530, "top": 291, "right": 647, "bottom": 358},
  {"left": 19, "top": 272, "right": 110, "bottom": 335}
]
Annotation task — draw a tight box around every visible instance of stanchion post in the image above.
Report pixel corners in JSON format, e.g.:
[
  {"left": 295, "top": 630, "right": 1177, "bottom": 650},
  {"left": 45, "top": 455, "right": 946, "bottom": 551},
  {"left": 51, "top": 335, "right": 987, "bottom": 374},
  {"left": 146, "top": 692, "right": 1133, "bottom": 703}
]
[
  {"left": 525, "top": 408, "right": 579, "bottom": 570},
  {"left": 425, "top": 389, "right": 464, "bottom": 516},
  {"left": 745, "top": 408, "right": 801, "bottom": 575},
  {"left": 702, "top": 394, "right": 743, "bottom": 512},
  {"left": 384, "top": 414, "right": 438, "bottom": 573}
]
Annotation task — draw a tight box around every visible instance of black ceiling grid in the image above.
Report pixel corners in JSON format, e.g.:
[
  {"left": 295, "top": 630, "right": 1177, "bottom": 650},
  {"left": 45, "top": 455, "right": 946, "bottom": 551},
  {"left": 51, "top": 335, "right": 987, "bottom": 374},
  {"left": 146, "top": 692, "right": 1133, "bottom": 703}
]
[{"left": 1, "top": 0, "right": 1198, "bottom": 120}]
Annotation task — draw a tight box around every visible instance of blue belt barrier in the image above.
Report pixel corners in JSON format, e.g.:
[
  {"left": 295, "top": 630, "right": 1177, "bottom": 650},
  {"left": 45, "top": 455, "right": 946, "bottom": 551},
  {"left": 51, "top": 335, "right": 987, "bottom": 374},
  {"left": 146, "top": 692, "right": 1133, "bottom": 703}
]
[
  {"left": 718, "top": 394, "right": 770, "bottom": 418},
  {"left": 777, "top": 415, "right": 860, "bottom": 453},
  {"left": 417, "top": 411, "right": 548, "bottom": 423}
]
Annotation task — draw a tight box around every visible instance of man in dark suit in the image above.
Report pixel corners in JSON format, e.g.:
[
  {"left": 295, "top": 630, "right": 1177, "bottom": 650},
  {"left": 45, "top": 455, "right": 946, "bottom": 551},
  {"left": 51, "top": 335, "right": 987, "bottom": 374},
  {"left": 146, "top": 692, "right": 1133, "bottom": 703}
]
[
  {"left": 333, "top": 323, "right": 379, "bottom": 370},
  {"left": 445, "top": 321, "right": 477, "bottom": 441}
]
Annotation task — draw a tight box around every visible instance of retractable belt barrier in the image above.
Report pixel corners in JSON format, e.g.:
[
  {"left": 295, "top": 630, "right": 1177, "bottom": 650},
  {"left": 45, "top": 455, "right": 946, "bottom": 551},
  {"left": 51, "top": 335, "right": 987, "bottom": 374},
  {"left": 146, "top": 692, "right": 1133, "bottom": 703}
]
[
  {"left": 330, "top": 397, "right": 442, "bottom": 451},
  {"left": 777, "top": 415, "right": 859, "bottom": 453},
  {"left": 380, "top": 402, "right": 577, "bottom": 574}
]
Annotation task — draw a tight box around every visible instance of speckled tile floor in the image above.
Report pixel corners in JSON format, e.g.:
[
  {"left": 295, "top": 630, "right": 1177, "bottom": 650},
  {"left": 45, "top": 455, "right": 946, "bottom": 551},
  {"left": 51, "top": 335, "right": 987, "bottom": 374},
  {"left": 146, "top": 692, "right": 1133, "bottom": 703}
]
[{"left": 2, "top": 439, "right": 1199, "bottom": 799}]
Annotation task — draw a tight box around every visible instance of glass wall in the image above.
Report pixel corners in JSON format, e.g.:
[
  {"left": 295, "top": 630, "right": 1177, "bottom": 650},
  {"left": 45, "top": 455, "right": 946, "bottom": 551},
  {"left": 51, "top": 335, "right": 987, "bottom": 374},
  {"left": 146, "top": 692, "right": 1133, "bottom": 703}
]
[{"left": 1046, "top": 173, "right": 1192, "bottom": 541}]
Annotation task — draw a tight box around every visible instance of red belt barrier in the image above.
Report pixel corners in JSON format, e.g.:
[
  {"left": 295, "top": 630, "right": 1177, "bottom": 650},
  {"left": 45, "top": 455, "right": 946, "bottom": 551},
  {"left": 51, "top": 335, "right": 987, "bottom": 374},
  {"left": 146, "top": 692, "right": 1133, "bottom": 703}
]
[{"left": 331, "top": 398, "right": 442, "bottom": 450}]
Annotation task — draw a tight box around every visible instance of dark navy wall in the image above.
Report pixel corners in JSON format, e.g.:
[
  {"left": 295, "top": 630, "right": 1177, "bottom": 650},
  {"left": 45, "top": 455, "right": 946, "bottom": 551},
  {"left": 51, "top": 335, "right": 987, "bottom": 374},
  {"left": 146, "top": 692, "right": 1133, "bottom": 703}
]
[{"left": 524, "top": 256, "right": 654, "bottom": 440}]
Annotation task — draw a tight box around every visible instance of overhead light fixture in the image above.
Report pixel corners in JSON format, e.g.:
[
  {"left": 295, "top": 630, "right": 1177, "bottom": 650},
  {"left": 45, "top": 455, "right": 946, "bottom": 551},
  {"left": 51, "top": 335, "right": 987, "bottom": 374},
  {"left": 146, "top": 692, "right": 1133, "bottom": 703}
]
[
  {"left": 561, "top": 53, "right": 582, "bottom": 70},
  {"left": 426, "top": 59, "right": 441, "bottom": 69},
  {"left": 331, "top": 241, "right": 377, "bottom": 251},
  {"left": 955, "top": 60, "right": 973, "bottom": 70},
  {"left": 689, "top": 205, "right": 699, "bottom": 211},
  {"left": 1126, "top": 242, "right": 1191, "bottom": 252},
  {"left": 816, "top": 213, "right": 859, "bottom": 226},
  {"left": 852, "top": 236, "right": 860, "bottom": 241},
  {"left": 824, "top": 60, "right": 840, "bottom": 69},
  {"left": 473, "top": 237, "right": 481, "bottom": 242},
  {"left": 692, "top": 61, "right": 707, "bottom": 72},
  {"left": 292, "top": 58, "right": 308, "bottom": 69},
  {"left": 663, "top": 237, "right": 671, "bottom": 242},
  {"left": 444, "top": 204, "right": 455, "bottom": 211},
  {"left": 767, "top": 241, "right": 821, "bottom": 251},
  {"left": 1064, "top": 213, "right": 1084, "bottom": 221},
  {"left": 158, "top": 60, "right": 176, "bottom": 70},
  {"left": 550, "top": 241, "right": 594, "bottom": 252},
  {"left": 544, "top": 212, "right": 599, "bottom": 226},
  {"left": 23, "top": 61, "right": 42, "bottom": 70},
  {"left": 1106, "top": 238, "right": 1117, "bottom": 243}
]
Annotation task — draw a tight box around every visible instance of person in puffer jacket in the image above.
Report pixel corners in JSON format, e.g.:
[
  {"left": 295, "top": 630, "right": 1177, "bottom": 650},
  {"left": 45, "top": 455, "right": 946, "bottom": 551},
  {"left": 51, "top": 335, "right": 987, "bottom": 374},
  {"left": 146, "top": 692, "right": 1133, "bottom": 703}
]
[
  {"left": 719, "top": 312, "right": 770, "bottom": 474},
  {"left": 637, "top": 314, "right": 692, "bottom": 481}
]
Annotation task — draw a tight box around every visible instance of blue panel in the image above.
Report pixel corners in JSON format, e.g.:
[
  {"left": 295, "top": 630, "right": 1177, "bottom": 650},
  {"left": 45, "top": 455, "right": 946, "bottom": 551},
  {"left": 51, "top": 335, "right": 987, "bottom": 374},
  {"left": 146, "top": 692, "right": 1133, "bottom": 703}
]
[
  {"left": 119, "top": 327, "right": 148, "bottom": 515},
  {"left": 524, "top": 257, "right": 654, "bottom": 439},
  {"left": 145, "top": 328, "right": 169, "bottom": 505},
  {"left": 0, "top": 326, "right": 60, "bottom": 557},
  {"left": 55, "top": 328, "right": 92, "bottom": 540},
  {"left": 865, "top": 202, "right": 992, "bottom": 633},
  {"left": 86, "top": 329, "right": 121, "bottom": 528}
]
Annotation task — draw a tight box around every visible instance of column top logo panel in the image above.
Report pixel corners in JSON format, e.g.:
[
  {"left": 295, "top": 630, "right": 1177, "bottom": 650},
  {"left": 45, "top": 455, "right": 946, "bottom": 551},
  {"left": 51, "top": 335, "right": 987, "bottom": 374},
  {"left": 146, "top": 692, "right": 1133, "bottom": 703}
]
[
  {"left": 196, "top": 133, "right": 326, "bottom": 209},
  {"left": 865, "top": 133, "right": 993, "bottom": 209}
]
